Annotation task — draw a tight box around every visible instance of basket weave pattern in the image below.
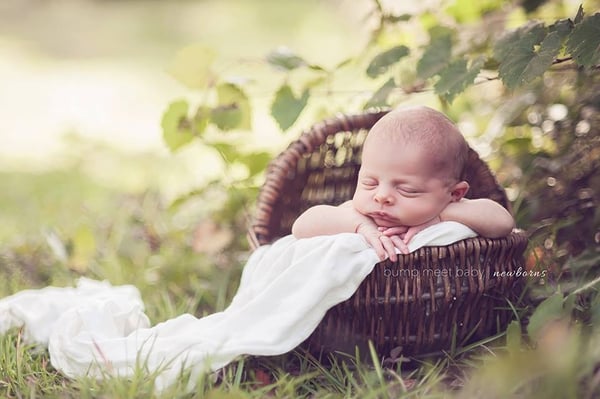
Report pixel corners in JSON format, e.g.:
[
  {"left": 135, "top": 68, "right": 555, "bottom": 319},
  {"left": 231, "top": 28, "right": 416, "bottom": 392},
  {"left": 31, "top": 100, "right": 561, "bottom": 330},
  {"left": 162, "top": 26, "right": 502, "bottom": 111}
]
[{"left": 249, "top": 110, "right": 528, "bottom": 357}]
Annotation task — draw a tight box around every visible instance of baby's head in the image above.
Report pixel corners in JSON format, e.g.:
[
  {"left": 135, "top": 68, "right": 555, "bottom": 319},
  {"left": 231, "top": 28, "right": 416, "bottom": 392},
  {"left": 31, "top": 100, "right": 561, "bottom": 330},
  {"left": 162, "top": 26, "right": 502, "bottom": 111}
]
[
  {"left": 364, "top": 106, "right": 469, "bottom": 183},
  {"left": 353, "top": 106, "right": 470, "bottom": 227}
]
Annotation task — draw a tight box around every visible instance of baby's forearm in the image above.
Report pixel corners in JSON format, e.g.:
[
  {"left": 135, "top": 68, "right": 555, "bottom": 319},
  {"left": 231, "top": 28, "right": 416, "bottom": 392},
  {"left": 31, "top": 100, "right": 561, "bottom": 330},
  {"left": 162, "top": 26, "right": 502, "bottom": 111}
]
[
  {"left": 440, "top": 198, "right": 514, "bottom": 238},
  {"left": 292, "top": 202, "right": 403, "bottom": 260},
  {"left": 291, "top": 202, "right": 370, "bottom": 238}
]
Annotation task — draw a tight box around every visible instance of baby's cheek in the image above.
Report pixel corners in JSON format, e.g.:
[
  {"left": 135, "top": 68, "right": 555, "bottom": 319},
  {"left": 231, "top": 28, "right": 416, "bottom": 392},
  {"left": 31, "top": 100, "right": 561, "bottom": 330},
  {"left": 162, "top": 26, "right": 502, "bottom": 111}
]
[{"left": 351, "top": 194, "right": 365, "bottom": 211}]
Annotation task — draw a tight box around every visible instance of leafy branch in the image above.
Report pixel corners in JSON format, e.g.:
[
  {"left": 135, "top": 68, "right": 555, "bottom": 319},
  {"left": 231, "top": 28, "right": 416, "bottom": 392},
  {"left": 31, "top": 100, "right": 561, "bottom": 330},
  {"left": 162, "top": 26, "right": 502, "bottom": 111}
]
[
  {"left": 159, "top": 3, "right": 599, "bottom": 230},
  {"left": 163, "top": 5, "right": 598, "bottom": 151}
]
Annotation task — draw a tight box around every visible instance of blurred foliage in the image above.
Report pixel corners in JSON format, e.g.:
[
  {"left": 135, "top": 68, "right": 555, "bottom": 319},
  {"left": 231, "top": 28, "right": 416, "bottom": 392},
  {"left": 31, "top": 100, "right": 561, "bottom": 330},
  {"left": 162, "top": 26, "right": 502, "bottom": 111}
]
[{"left": 1, "top": 0, "right": 600, "bottom": 397}]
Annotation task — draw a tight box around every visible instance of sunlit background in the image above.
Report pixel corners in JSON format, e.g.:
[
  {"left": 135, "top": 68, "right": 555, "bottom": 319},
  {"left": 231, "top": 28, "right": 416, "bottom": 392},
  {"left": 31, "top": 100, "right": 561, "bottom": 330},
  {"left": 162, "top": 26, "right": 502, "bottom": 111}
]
[{"left": 0, "top": 0, "right": 373, "bottom": 170}]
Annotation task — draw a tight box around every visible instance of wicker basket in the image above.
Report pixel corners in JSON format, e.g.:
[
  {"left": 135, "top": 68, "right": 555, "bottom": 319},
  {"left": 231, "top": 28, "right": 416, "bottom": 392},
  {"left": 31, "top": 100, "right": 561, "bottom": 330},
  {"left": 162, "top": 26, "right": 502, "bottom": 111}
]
[{"left": 248, "top": 110, "right": 528, "bottom": 358}]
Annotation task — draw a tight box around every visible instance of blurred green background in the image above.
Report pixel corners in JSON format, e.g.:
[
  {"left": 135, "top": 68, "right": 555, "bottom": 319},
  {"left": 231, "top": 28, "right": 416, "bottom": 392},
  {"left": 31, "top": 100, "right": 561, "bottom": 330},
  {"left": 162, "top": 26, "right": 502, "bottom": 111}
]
[
  {"left": 1, "top": 0, "right": 599, "bottom": 397},
  {"left": 0, "top": 0, "right": 369, "bottom": 239}
]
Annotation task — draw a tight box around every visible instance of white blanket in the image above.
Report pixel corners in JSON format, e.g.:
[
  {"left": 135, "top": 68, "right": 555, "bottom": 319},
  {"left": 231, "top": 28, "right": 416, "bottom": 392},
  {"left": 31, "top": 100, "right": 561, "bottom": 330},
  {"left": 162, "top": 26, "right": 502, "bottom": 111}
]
[{"left": 0, "top": 222, "right": 475, "bottom": 391}]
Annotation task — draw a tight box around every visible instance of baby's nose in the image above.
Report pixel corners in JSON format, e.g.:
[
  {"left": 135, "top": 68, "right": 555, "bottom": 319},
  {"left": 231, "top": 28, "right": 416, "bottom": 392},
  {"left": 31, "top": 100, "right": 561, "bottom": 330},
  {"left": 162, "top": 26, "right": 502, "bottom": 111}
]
[{"left": 374, "top": 187, "right": 394, "bottom": 204}]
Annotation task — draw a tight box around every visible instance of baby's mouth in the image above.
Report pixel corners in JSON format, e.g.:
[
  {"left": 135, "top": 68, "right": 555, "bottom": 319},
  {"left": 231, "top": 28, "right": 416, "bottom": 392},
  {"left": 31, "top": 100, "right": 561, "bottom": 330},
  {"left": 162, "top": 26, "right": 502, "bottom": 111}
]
[{"left": 369, "top": 211, "right": 397, "bottom": 223}]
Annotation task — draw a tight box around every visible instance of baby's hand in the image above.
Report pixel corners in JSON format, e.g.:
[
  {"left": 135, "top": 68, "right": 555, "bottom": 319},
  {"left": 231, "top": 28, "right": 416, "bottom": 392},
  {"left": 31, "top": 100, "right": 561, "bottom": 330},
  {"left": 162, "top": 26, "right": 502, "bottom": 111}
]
[
  {"left": 401, "top": 217, "right": 442, "bottom": 244},
  {"left": 378, "top": 226, "right": 409, "bottom": 255},
  {"left": 356, "top": 222, "right": 399, "bottom": 262},
  {"left": 379, "top": 216, "right": 442, "bottom": 254}
]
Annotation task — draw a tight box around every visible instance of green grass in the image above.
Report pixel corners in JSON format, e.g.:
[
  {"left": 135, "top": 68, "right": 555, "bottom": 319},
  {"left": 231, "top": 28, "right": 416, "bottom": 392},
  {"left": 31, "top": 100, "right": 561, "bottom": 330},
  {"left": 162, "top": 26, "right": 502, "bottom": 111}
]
[{"left": 1, "top": 158, "right": 599, "bottom": 398}]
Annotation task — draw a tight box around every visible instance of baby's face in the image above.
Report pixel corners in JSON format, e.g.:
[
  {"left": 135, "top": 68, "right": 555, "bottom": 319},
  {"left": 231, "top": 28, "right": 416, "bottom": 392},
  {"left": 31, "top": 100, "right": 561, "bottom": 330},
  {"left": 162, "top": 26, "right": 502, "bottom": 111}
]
[{"left": 352, "top": 136, "right": 454, "bottom": 227}]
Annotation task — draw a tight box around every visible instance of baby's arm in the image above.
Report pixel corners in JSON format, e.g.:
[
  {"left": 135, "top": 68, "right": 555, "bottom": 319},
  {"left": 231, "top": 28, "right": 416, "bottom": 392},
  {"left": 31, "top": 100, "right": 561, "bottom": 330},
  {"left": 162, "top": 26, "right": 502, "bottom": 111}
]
[
  {"left": 291, "top": 201, "right": 363, "bottom": 237},
  {"left": 291, "top": 201, "right": 401, "bottom": 261},
  {"left": 381, "top": 198, "right": 514, "bottom": 247},
  {"left": 439, "top": 198, "right": 515, "bottom": 237}
]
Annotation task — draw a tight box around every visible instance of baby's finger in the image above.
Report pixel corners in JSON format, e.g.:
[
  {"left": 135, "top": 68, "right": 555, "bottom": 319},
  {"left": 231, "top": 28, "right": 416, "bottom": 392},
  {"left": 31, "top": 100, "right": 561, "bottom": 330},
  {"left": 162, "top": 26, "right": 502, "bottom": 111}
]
[
  {"left": 379, "top": 235, "right": 397, "bottom": 262},
  {"left": 391, "top": 235, "right": 409, "bottom": 255},
  {"left": 403, "top": 229, "right": 418, "bottom": 244},
  {"left": 380, "top": 226, "right": 408, "bottom": 236},
  {"left": 367, "top": 236, "right": 387, "bottom": 261}
]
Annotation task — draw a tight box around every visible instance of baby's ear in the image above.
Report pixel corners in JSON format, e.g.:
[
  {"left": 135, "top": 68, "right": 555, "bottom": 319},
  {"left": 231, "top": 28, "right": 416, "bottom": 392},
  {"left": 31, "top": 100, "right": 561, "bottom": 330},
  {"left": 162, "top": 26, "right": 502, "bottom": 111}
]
[{"left": 450, "top": 181, "right": 469, "bottom": 202}]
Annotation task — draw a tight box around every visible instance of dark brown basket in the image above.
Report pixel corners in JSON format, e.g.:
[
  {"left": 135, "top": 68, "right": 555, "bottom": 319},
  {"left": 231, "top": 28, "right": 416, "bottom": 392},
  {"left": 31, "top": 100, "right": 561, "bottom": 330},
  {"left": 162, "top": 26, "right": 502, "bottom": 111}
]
[{"left": 248, "top": 110, "right": 528, "bottom": 358}]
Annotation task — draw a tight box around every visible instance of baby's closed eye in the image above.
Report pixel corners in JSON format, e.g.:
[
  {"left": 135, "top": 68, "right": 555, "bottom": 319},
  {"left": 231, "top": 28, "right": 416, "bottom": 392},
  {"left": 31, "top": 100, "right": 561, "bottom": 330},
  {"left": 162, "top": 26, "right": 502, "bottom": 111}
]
[
  {"left": 396, "top": 186, "right": 421, "bottom": 196},
  {"left": 360, "top": 178, "right": 378, "bottom": 187}
]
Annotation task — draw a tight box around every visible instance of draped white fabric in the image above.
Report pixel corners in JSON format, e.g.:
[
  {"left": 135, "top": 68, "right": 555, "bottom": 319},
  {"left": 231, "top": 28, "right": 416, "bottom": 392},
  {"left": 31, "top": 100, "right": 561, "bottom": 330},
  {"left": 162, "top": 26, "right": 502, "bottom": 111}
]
[{"left": 0, "top": 222, "right": 475, "bottom": 391}]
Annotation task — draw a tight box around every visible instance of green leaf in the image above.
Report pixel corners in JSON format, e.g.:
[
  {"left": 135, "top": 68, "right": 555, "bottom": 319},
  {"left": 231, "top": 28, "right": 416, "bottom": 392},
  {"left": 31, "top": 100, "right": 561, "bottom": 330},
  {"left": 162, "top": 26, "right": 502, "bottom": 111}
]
[
  {"left": 364, "top": 77, "right": 396, "bottom": 109},
  {"left": 495, "top": 22, "right": 562, "bottom": 88},
  {"left": 366, "top": 45, "right": 410, "bottom": 78},
  {"left": 266, "top": 47, "right": 307, "bottom": 71},
  {"left": 211, "top": 142, "right": 240, "bottom": 163},
  {"left": 271, "top": 84, "right": 309, "bottom": 131},
  {"left": 161, "top": 100, "right": 194, "bottom": 152},
  {"left": 417, "top": 30, "right": 453, "bottom": 79},
  {"left": 549, "top": 18, "right": 573, "bottom": 40},
  {"left": 506, "top": 320, "right": 522, "bottom": 356},
  {"left": 494, "top": 22, "right": 545, "bottom": 61},
  {"left": 536, "top": 29, "right": 563, "bottom": 62},
  {"left": 239, "top": 152, "right": 272, "bottom": 177},
  {"left": 434, "top": 56, "right": 484, "bottom": 102},
  {"left": 566, "top": 13, "right": 600, "bottom": 68},
  {"left": 167, "top": 44, "right": 216, "bottom": 89},
  {"left": 194, "top": 106, "right": 211, "bottom": 136},
  {"left": 527, "top": 293, "right": 565, "bottom": 341},
  {"left": 574, "top": 4, "right": 584, "bottom": 24},
  {"left": 211, "top": 83, "right": 252, "bottom": 131},
  {"left": 527, "top": 30, "right": 562, "bottom": 80}
]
